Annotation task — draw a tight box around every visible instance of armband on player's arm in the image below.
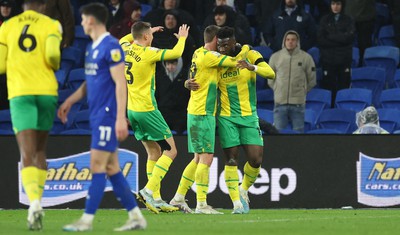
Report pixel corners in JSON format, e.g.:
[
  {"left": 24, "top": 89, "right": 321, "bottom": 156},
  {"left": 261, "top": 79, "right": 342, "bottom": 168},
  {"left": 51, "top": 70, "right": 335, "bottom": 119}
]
[
  {"left": 255, "top": 61, "right": 275, "bottom": 80},
  {"left": 0, "top": 43, "right": 7, "bottom": 74},
  {"left": 45, "top": 35, "right": 61, "bottom": 70}
]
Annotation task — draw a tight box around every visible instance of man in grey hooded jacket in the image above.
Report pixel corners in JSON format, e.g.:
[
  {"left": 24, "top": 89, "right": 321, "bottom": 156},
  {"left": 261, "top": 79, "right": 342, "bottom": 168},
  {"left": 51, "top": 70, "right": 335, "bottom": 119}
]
[{"left": 268, "top": 30, "right": 316, "bottom": 133}]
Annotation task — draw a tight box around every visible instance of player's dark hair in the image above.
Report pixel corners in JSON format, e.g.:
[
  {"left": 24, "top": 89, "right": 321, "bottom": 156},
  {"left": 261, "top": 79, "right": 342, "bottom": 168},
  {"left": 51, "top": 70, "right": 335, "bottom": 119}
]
[
  {"left": 80, "top": 3, "right": 109, "bottom": 25},
  {"left": 216, "top": 26, "right": 235, "bottom": 40},
  {"left": 131, "top": 21, "right": 151, "bottom": 39},
  {"left": 204, "top": 25, "right": 220, "bottom": 43}
]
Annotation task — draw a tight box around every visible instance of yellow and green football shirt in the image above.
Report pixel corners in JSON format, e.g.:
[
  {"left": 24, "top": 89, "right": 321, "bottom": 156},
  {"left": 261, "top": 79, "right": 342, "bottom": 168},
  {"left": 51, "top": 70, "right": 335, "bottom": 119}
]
[
  {"left": 0, "top": 10, "right": 62, "bottom": 99},
  {"left": 187, "top": 46, "right": 249, "bottom": 116},
  {"left": 218, "top": 50, "right": 275, "bottom": 117},
  {"left": 120, "top": 36, "right": 186, "bottom": 112}
]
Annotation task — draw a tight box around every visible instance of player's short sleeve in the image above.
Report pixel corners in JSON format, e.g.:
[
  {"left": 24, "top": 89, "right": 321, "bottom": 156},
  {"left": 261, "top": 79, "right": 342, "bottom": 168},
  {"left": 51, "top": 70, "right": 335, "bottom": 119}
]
[
  {"left": 204, "top": 51, "right": 234, "bottom": 67},
  {"left": 48, "top": 20, "right": 63, "bottom": 41},
  {"left": 247, "top": 50, "right": 264, "bottom": 65},
  {"left": 106, "top": 40, "right": 124, "bottom": 67},
  {"left": 144, "top": 46, "right": 165, "bottom": 62}
]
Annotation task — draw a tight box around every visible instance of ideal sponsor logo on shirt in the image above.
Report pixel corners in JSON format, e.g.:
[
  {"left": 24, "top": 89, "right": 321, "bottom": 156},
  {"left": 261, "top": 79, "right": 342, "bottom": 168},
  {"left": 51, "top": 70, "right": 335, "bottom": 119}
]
[
  {"left": 18, "top": 149, "right": 139, "bottom": 207},
  {"left": 220, "top": 68, "right": 240, "bottom": 81},
  {"left": 357, "top": 152, "right": 400, "bottom": 207}
]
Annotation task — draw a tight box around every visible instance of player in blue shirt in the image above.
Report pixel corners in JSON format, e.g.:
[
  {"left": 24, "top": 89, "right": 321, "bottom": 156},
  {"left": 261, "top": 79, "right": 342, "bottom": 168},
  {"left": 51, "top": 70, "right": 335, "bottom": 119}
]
[{"left": 57, "top": 3, "right": 146, "bottom": 232}]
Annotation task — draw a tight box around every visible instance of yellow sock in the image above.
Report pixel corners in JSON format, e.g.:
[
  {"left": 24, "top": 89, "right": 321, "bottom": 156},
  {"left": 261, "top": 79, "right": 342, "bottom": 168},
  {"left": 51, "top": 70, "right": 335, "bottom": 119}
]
[
  {"left": 241, "top": 162, "right": 260, "bottom": 191},
  {"left": 21, "top": 166, "right": 40, "bottom": 202},
  {"left": 195, "top": 163, "right": 209, "bottom": 202},
  {"left": 37, "top": 169, "right": 47, "bottom": 200},
  {"left": 225, "top": 165, "right": 239, "bottom": 202},
  {"left": 177, "top": 160, "right": 198, "bottom": 196},
  {"left": 146, "top": 160, "right": 161, "bottom": 199},
  {"left": 145, "top": 155, "right": 172, "bottom": 192}
]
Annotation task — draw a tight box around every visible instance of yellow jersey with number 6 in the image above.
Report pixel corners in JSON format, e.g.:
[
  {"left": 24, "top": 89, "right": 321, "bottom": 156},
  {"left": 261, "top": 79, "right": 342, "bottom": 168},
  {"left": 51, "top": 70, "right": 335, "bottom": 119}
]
[{"left": 0, "top": 10, "right": 62, "bottom": 99}]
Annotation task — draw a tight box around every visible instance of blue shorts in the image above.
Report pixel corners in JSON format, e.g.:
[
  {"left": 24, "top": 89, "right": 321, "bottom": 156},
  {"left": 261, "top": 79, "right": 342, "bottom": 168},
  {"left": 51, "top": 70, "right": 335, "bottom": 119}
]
[{"left": 90, "top": 116, "right": 118, "bottom": 152}]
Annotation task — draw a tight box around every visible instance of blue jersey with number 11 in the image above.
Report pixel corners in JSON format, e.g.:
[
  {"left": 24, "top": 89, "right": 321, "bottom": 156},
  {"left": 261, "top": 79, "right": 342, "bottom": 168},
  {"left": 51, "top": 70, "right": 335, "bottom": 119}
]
[{"left": 85, "top": 33, "right": 124, "bottom": 120}]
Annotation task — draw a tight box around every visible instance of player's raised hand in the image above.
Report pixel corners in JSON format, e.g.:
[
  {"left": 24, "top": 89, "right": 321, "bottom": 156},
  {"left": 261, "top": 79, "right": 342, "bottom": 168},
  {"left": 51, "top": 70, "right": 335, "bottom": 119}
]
[
  {"left": 115, "top": 118, "right": 129, "bottom": 142},
  {"left": 174, "top": 24, "right": 190, "bottom": 39},
  {"left": 151, "top": 26, "right": 164, "bottom": 34},
  {"left": 57, "top": 101, "right": 72, "bottom": 124}
]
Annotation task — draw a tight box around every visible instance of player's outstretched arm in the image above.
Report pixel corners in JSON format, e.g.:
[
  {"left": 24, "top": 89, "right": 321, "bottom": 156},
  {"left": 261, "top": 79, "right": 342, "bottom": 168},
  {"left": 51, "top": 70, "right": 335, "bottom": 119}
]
[
  {"left": 236, "top": 59, "right": 275, "bottom": 80},
  {"left": 110, "top": 62, "right": 129, "bottom": 142},
  {"left": 161, "top": 24, "right": 190, "bottom": 61},
  {"left": 58, "top": 81, "right": 87, "bottom": 124},
  {"left": 45, "top": 28, "right": 62, "bottom": 70}
]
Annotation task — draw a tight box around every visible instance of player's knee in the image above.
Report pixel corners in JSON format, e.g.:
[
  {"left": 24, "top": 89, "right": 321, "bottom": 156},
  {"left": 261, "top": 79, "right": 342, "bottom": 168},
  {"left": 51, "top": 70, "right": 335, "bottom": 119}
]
[
  {"left": 226, "top": 158, "right": 238, "bottom": 166},
  {"left": 248, "top": 156, "right": 262, "bottom": 168}
]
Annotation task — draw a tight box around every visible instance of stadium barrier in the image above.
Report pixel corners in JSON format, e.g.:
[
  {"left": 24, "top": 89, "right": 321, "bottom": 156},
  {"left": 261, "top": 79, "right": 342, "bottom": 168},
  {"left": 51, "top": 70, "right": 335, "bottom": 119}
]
[{"left": 2, "top": 135, "right": 400, "bottom": 209}]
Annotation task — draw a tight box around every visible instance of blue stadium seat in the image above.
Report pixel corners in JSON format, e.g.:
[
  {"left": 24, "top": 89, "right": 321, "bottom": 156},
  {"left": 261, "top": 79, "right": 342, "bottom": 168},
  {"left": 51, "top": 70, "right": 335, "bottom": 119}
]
[
  {"left": 279, "top": 129, "right": 299, "bottom": 134},
  {"left": 50, "top": 115, "right": 67, "bottom": 135},
  {"left": 60, "top": 129, "right": 92, "bottom": 135},
  {"left": 335, "top": 88, "right": 372, "bottom": 112},
  {"left": 73, "top": 26, "right": 91, "bottom": 67},
  {"left": 394, "top": 69, "right": 400, "bottom": 88},
  {"left": 306, "top": 88, "right": 331, "bottom": 119},
  {"left": 0, "top": 129, "right": 14, "bottom": 135},
  {"left": 73, "top": 110, "right": 91, "bottom": 130},
  {"left": 378, "top": 25, "right": 396, "bottom": 46},
  {"left": 352, "top": 47, "right": 360, "bottom": 68},
  {"left": 245, "top": 3, "right": 255, "bottom": 16},
  {"left": 317, "top": 109, "right": 356, "bottom": 133},
  {"left": 364, "top": 46, "right": 400, "bottom": 88},
  {"left": 306, "top": 128, "right": 343, "bottom": 134},
  {"left": 307, "top": 47, "right": 320, "bottom": 67},
  {"left": 55, "top": 69, "right": 68, "bottom": 89},
  {"left": 256, "top": 89, "right": 274, "bottom": 110},
  {"left": 256, "top": 74, "right": 268, "bottom": 90},
  {"left": 376, "top": 108, "right": 400, "bottom": 133},
  {"left": 253, "top": 46, "right": 273, "bottom": 62},
  {"left": 257, "top": 108, "right": 273, "bottom": 124},
  {"left": 0, "top": 109, "right": 12, "bottom": 132},
  {"left": 140, "top": 3, "right": 153, "bottom": 18},
  {"left": 350, "top": 66, "right": 385, "bottom": 107},
  {"left": 250, "top": 27, "right": 256, "bottom": 45},
  {"left": 304, "top": 109, "right": 317, "bottom": 132},
  {"left": 380, "top": 88, "right": 400, "bottom": 110},
  {"left": 61, "top": 46, "right": 81, "bottom": 72},
  {"left": 67, "top": 68, "right": 86, "bottom": 90}
]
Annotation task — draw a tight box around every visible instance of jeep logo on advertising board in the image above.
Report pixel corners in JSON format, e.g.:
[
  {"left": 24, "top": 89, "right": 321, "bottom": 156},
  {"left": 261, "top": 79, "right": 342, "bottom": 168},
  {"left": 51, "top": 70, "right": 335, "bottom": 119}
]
[
  {"left": 18, "top": 149, "right": 139, "bottom": 207},
  {"left": 357, "top": 152, "right": 400, "bottom": 207},
  {"left": 191, "top": 157, "right": 297, "bottom": 201}
]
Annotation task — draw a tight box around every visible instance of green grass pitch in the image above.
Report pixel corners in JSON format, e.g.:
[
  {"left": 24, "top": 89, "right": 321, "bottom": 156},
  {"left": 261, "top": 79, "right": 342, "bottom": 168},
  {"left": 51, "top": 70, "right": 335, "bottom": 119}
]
[{"left": 1, "top": 209, "right": 399, "bottom": 235}]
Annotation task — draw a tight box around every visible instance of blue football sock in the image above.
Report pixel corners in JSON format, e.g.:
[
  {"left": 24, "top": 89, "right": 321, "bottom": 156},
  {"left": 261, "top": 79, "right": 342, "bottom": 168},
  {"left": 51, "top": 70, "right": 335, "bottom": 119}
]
[
  {"left": 110, "top": 171, "right": 137, "bottom": 211},
  {"left": 84, "top": 173, "right": 107, "bottom": 215}
]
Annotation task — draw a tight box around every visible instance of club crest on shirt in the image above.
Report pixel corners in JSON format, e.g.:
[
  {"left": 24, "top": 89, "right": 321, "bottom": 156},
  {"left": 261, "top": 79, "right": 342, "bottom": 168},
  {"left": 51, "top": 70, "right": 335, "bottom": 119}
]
[
  {"left": 210, "top": 51, "right": 221, "bottom": 57},
  {"left": 111, "top": 49, "right": 121, "bottom": 62}
]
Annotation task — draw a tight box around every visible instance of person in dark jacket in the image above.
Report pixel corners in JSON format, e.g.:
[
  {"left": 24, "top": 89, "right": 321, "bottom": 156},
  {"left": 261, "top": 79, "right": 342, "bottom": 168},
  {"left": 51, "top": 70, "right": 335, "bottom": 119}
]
[
  {"left": 317, "top": 0, "right": 355, "bottom": 106},
  {"left": 263, "top": 0, "right": 317, "bottom": 52},
  {"left": 345, "top": 0, "right": 376, "bottom": 66},
  {"left": 109, "top": 0, "right": 141, "bottom": 39},
  {"left": 155, "top": 58, "right": 190, "bottom": 134},
  {"left": 388, "top": 0, "right": 400, "bottom": 48}
]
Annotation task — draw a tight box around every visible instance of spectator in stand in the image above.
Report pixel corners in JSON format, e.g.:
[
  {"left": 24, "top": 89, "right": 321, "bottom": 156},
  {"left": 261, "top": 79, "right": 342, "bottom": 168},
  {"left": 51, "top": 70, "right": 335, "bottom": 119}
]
[
  {"left": 353, "top": 106, "right": 389, "bottom": 134},
  {"left": 203, "top": 5, "right": 252, "bottom": 45},
  {"left": 143, "top": 0, "right": 201, "bottom": 47},
  {"left": 155, "top": 58, "right": 189, "bottom": 134},
  {"left": 345, "top": 0, "right": 376, "bottom": 66},
  {"left": 110, "top": 0, "right": 141, "bottom": 39},
  {"left": 388, "top": 0, "right": 400, "bottom": 48},
  {"left": 152, "top": 9, "right": 195, "bottom": 68},
  {"left": 44, "top": 0, "right": 75, "bottom": 48},
  {"left": 268, "top": 30, "right": 316, "bottom": 133},
  {"left": 263, "top": 0, "right": 317, "bottom": 52},
  {"left": 303, "top": 0, "right": 330, "bottom": 23},
  {"left": 107, "top": 0, "right": 124, "bottom": 29},
  {"left": 318, "top": 0, "right": 355, "bottom": 106},
  {"left": 0, "top": 0, "right": 16, "bottom": 26},
  {"left": 179, "top": 0, "right": 213, "bottom": 26},
  {"left": 254, "top": 0, "right": 281, "bottom": 37}
]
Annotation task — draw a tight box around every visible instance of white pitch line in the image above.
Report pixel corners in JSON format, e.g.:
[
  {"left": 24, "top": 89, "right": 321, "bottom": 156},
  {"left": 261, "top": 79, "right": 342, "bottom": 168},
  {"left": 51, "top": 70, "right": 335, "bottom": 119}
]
[{"left": 220, "top": 215, "right": 400, "bottom": 223}]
